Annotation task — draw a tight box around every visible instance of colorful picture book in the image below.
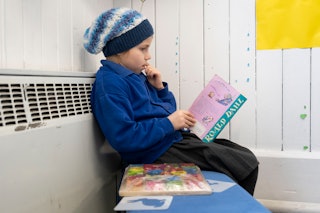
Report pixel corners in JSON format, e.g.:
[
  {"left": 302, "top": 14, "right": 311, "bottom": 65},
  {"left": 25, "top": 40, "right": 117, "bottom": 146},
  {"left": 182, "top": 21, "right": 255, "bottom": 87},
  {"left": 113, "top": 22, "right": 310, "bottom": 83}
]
[
  {"left": 189, "top": 74, "right": 247, "bottom": 143},
  {"left": 119, "top": 163, "right": 212, "bottom": 196}
]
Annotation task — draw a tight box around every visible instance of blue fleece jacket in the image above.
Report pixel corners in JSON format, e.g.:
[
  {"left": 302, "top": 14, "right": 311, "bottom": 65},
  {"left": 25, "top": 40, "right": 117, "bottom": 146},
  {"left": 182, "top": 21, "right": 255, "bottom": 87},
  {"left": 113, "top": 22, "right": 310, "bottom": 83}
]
[{"left": 91, "top": 60, "right": 182, "bottom": 163}]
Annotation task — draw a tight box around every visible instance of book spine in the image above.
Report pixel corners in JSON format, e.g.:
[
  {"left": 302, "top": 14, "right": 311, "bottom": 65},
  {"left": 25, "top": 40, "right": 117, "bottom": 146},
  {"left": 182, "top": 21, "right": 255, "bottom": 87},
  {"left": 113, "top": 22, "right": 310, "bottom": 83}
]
[{"left": 202, "top": 94, "right": 247, "bottom": 143}]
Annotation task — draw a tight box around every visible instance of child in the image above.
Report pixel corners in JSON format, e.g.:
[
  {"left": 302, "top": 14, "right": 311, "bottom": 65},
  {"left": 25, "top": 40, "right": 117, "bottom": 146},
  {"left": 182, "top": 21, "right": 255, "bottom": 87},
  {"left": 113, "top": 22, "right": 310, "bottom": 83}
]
[{"left": 84, "top": 7, "right": 259, "bottom": 195}]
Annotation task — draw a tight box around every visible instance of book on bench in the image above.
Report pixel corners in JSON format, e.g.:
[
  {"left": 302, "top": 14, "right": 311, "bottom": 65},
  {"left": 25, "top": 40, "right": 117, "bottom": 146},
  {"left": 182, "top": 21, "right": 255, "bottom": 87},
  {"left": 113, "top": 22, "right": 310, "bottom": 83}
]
[
  {"left": 118, "top": 163, "right": 212, "bottom": 196},
  {"left": 189, "top": 74, "right": 247, "bottom": 143}
]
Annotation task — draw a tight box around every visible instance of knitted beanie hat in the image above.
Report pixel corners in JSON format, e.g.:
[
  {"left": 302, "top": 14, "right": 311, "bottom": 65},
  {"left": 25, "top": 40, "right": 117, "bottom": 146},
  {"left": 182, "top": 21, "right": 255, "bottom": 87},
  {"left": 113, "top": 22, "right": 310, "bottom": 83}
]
[{"left": 83, "top": 7, "right": 154, "bottom": 57}]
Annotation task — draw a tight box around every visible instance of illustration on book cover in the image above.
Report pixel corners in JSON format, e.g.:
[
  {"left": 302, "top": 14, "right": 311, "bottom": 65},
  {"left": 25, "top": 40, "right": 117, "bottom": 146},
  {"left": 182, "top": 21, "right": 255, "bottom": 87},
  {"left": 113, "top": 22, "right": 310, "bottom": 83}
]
[{"left": 189, "top": 74, "right": 247, "bottom": 143}]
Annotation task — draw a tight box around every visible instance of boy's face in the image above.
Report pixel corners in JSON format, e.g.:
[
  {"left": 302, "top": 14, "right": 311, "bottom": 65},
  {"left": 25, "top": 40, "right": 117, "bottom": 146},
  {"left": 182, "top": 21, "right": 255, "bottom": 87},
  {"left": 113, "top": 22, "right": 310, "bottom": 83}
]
[{"left": 118, "top": 36, "right": 153, "bottom": 74}]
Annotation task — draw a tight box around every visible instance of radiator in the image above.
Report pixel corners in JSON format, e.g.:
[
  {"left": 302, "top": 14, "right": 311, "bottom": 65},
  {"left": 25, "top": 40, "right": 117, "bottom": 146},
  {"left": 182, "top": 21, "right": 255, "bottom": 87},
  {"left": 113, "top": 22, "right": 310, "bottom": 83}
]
[{"left": 0, "top": 69, "right": 121, "bottom": 213}]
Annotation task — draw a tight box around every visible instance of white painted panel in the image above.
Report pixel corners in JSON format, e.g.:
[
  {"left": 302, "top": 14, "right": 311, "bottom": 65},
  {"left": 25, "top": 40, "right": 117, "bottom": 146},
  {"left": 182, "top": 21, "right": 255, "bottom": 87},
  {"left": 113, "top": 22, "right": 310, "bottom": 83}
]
[
  {"left": 132, "top": 0, "right": 149, "bottom": 14},
  {"left": 132, "top": 0, "right": 155, "bottom": 24},
  {"left": 256, "top": 50, "right": 283, "bottom": 150},
  {"left": 179, "top": 0, "right": 204, "bottom": 110},
  {"left": 72, "top": 0, "right": 89, "bottom": 72},
  {"left": 311, "top": 48, "right": 320, "bottom": 151},
  {"left": 22, "top": 0, "right": 42, "bottom": 69},
  {"left": 254, "top": 150, "right": 320, "bottom": 204},
  {"left": 229, "top": 0, "right": 256, "bottom": 148},
  {"left": 204, "top": 0, "right": 230, "bottom": 81},
  {"left": 70, "top": 0, "right": 112, "bottom": 72},
  {"left": 283, "top": 49, "right": 311, "bottom": 151},
  {"left": 204, "top": 0, "right": 230, "bottom": 139},
  {"left": 154, "top": 0, "right": 180, "bottom": 107},
  {"left": 0, "top": 0, "right": 4, "bottom": 67},
  {"left": 113, "top": 0, "right": 131, "bottom": 8},
  {"left": 57, "top": 0, "right": 72, "bottom": 71},
  {"left": 41, "top": 0, "right": 58, "bottom": 71},
  {"left": 4, "top": 0, "right": 24, "bottom": 69},
  {"left": 73, "top": 0, "right": 110, "bottom": 72},
  {"left": 83, "top": 0, "right": 113, "bottom": 72}
]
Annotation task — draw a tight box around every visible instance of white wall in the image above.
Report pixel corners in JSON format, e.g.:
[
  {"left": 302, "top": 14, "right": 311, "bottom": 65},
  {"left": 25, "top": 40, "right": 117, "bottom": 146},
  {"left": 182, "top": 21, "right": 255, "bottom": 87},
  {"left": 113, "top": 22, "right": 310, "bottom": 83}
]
[
  {"left": 1, "top": 0, "right": 320, "bottom": 208},
  {"left": 2, "top": 0, "right": 318, "bottom": 151},
  {"left": 0, "top": 0, "right": 111, "bottom": 72}
]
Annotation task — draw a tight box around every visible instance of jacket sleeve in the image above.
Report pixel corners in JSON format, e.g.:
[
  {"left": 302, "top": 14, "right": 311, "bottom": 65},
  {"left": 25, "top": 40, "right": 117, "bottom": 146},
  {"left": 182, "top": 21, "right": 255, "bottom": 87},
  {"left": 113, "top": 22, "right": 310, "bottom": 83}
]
[{"left": 92, "top": 81, "right": 176, "bottom": 153}]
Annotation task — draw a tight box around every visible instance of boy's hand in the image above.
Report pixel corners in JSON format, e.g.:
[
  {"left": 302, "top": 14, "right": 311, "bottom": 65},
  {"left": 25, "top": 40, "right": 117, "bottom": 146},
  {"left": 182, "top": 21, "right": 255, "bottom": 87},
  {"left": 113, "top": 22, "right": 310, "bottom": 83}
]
[
  {"left": 144, "top": 65, "right": 164, "bottom": 90},
  {"left": 168, "top": 110, "right": 196, "bottom": 130}
]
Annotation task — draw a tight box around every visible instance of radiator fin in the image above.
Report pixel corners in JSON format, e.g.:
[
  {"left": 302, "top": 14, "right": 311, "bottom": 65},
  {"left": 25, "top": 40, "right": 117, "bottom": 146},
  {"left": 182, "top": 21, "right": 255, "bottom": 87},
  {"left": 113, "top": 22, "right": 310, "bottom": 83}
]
[{"left": 0, "top": 83, "right": 27, "bottom": 127}]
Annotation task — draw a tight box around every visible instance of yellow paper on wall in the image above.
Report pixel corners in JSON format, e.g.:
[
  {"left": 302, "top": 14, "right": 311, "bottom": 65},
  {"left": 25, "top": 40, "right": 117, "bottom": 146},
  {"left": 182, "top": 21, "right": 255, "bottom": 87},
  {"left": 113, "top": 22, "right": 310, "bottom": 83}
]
[{"left": 256, "top": 0, "right": 320, "bottom": 50}]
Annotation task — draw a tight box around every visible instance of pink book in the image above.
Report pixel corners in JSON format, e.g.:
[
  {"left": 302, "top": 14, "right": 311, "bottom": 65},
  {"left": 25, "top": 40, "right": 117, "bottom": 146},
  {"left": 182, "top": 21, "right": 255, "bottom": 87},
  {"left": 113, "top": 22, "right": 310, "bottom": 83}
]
[{"left": 189, "top": 75, "right": 247, "bottom": 143}]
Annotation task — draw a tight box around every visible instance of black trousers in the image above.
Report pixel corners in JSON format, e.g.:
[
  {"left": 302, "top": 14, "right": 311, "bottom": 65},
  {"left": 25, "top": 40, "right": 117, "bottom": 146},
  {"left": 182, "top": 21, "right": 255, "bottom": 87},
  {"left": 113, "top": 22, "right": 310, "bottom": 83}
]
[{"left": 154, "top": 132, "right": 259, "bottom": 195}]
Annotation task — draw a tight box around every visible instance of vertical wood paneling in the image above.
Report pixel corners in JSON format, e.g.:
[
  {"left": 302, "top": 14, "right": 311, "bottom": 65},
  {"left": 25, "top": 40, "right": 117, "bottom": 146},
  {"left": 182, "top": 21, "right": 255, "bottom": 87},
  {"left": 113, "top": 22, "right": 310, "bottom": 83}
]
[
  {"left": 4, "top": 0, "right": 24, "bottom": 69},
  {"left": 179, "top": 0, "right": 204, "bottom": 110},
  {"left": 204, "top": 0, "right": 230, "bottom": 81},
  {"left": 229, "top": 0, "right": 256, "bottom": 148},
  {"left": 311, "top": 48, "right": 320, "bottom": 151},
  {"left": 154, "top": 0, "right": 181, "bottom": 107},
  {"left": 77, "top": 0, "right": 110, "bottom": 72},
  {"left": 256, "top": 50, "right": 283, "bottom": 150},
  {"left": 204, "top": 0, "right": 230, "bottom": 139},
  {"left": 57, "top": 0, "right": 72, "bottom": 71},
  {"left": 76, "top": 0, "right": 110, "bottom": 72},
  {"left": 72, "top": 0, "right": 89, "bottom": 72},
  {"left": 1, "top": 0, "right": 319, "bottom": 153},
  {"left": 283, "top": 49, "right": 311, "bottom": 151},
  {"left": 86, "top": 0, "right": 114, "bottom": 72},
  {"left": 23, "top": 0, "right": 42, "bottom": 69},
  {"left": 0, "top": 0, "right": 4, "bottom": 67},
  {"left": 72, "top": 0, "right": 92, "bottom": 72},
  {"left": 0, "top": 0, "right": 3, "bottom": 67},
  {"left": 133, "top": 0, "right": 147, "bottom": 14},
  {"left": 113, "top": 0, "right": 131, "bottom": 8},
  {"left": 41, "top": 0, "right": 58, "bottom": 71}
]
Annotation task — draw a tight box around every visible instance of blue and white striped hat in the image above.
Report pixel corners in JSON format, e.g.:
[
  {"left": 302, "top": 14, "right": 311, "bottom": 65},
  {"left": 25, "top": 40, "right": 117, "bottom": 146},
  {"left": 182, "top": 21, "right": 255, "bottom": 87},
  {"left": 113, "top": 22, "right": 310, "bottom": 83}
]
[{"left": 83, "top": 7, "right": 154, "bottom": 57}]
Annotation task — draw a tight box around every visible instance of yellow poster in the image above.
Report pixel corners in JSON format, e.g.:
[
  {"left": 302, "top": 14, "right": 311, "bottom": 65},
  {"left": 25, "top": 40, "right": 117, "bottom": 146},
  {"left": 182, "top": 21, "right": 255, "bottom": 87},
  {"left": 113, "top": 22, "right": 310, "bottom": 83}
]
[{"left": 256, "top": 0, "right": 320, "bottom": 50}]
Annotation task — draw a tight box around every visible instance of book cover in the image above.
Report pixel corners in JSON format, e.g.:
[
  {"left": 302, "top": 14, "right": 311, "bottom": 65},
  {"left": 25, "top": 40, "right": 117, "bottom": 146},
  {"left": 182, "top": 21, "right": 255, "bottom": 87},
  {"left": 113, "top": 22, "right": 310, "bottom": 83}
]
[
  {"left": 118, "top": 163, "right": 212, "bottom": 196},
  {"left": 189, "top": 74, "right": 247, "bottom": 143}
]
